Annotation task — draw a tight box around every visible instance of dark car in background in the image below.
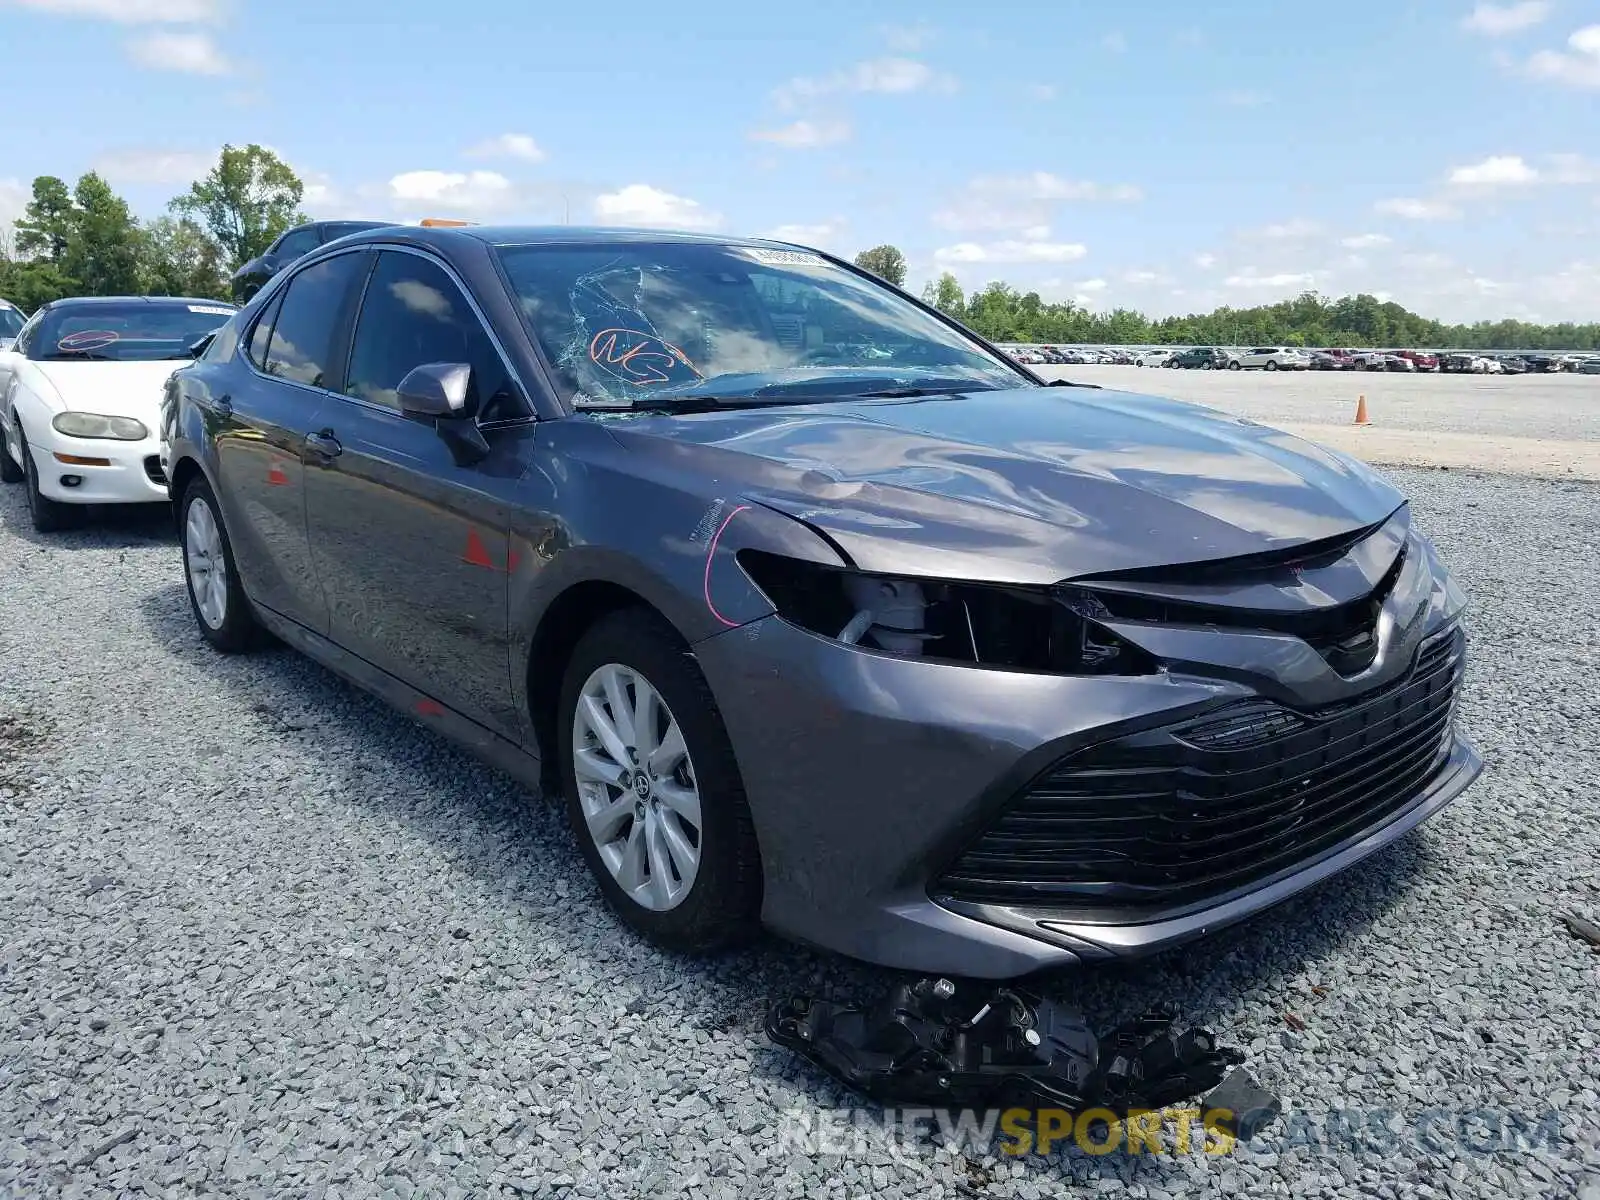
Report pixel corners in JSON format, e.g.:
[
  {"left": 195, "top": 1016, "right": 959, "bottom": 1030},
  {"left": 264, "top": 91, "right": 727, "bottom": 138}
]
[
  {"left": 163, "top": 225, "right": 1481, "bottom": 979},
  {"left": 1168, "top": 346, "right": 1233, "bottom": 369},
  {"left": 230, "top": 219, "right": 394, "bottom": 303}
]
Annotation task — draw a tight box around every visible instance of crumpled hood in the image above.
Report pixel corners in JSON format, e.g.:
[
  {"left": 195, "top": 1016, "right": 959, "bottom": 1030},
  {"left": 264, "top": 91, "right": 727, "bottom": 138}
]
[
  {"left": 610, "top": 386, "right": 1405, "bottom": 583},
  {"left": 29, "top": 360, "right": 183, "bottom": 427}
]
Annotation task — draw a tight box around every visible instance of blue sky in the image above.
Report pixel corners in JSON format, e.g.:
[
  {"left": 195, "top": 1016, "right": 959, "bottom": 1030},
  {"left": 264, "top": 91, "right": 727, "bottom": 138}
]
[{"left": 1, "top": 0, "right": 1597, "bottom": 323}]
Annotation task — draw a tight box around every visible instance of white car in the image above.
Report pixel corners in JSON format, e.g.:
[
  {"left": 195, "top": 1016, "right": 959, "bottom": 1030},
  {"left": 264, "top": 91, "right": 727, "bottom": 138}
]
[
  {"left": 1134, "top": 348, "right": 1172, "bottom": 367},
  {"left": 0, "top": 299, "right": 25, "bottom": 349},
  {"left": 0, "top": 296, "right": 235, "bottom": 531},
  {"left": 1232, "top": 346, "right": 1311, "bottom": 371}
]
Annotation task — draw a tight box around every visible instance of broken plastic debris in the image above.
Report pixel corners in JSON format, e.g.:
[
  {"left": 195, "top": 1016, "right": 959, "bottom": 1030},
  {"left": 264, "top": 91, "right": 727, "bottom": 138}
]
[{"left": 767, "top": 977, "right": 1278, "bottom": 1138}]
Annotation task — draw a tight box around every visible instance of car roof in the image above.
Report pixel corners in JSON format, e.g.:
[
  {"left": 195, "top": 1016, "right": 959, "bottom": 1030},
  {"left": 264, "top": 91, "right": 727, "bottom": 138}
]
[
  {"left": 41, "top": 295, "right": 236, "bottom": 310},
  {"left": 333, "top": 224, "right": 814, "bottom": 252}
]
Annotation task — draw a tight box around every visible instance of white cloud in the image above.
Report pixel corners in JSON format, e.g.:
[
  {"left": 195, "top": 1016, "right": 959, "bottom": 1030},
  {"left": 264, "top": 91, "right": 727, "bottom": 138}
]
[
  {"left": 0, "top": 179, "right": 28, "bottom": 249},
  {"left": 1341, "top": 232, "right": 1392, "bottom": 249},
  {"left": 748, "top": 119, "right": 851, "bottom": 149},
  {"left": 1527, "top": 24, "right": 1600, "bottom": 87},
  {"left": 1255, "top": 217, "right": 1324, "bottom": 239},
  {"left": 975, "top": 171, "right": 1142, "bottom": 203},
  {"left": 4, "top": 0, "right": 223, "bottom": 21},
  {"left": 1102, "top": 31, "right": 1128, "bottom": 52},
  {"left": 1449, "top": 154, "right": 1539, "bottom": 184},
  {"left": 1027, "top": 83, "right": 1058, "bottom": 101},
  {"left": 1375, "top": 196, "right": 1462, "bottom": 220},
  {"left": 1223, "top": 270, "right": 1318, "bottom": 290},
  {"left": 1548, "top": 153, "right": 1600, "bottom": 183},
  {"left": 758, "top": 219, "right": 847, "bottom": 249},
  {"left": 1462, "top": 1, "right": 1550, "bottom": 35},
  {"left": 464, "top": 134, "right": 545, "bottom": 163},
  {"left": 934, "top": 240, "right": 1088, "bottom": 265},
  {"left": 881, "top": 22, "right": 935, "bottom": 52},
  {"left": 1194, "top": 252, "right": 1218, "bottom": 268},
  {"left": 1123, "top": 269, "right": 1165, "bottom": 285},
  {"left": 126, "top": 31, "right": 231, "bottom": 75},
  {"left": 593, "top": 183, "right": 721, "bottom": 230},
  {"left": 774, "top": 58, "right": 955, "bottom": 109},
  {"left": 389, "top": 169, "right": 515, "bottom": 214},
  {"left": 92, "top": 147, "right": 214, "bottom": 186},
  {"left": 1075, "top": 278, "right": 1108, "bottom": 292}
]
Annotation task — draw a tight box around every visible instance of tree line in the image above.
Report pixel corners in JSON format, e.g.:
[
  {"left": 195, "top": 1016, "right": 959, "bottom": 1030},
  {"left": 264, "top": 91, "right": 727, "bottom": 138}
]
[
  {"left": 0, "top": 144, "right": 305, "bottom": 311},
  {"left": 2, "top": 180, "right": 1593, "bottom": 352},
  {"left": 852, "top": 246, "right": 1600, "bottom": 352}
]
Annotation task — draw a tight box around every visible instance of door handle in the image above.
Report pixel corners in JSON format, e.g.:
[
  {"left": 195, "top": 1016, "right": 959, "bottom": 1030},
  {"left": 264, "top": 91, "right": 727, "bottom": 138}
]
[{"left": 305, "top": 430, "right": 342, "bottom": 460}]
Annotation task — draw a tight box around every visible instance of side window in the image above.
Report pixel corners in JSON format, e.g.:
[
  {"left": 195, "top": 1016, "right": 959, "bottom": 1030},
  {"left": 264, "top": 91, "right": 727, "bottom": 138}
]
[
  {"left": 14, "top": 313, "right": 43, "bottom": 356},
  {"left": 344, "top": 251, "right": 522, "bottom": 421},
  {"left": 265, "top": 252, "right": 367, "bottom": 388},
  {"left": 274, "top": 228, "right": 322, "bottom": 261},
  {"left": 245, "top": 291, "right": 283, "bottom": 370}
]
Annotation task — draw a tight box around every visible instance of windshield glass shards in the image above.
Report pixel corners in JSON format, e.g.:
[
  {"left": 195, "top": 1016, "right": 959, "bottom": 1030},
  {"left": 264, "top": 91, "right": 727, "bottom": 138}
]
[{"left": 495, "top": 243, "right": 1028, "bottom": 410}]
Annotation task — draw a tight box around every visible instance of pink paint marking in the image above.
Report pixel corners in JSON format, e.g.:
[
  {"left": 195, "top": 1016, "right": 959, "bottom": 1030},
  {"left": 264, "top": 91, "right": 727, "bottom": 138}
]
[{"left": 703, "top": 504, "right": 752, "bottom": 628}]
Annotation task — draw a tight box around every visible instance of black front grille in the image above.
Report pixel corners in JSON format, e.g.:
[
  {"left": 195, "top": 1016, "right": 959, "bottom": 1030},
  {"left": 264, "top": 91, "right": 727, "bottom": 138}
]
[
  {"left": 937, "top": 626, "right": 1465, "bottom": 910},
  {"left": 144, "top": 456, "right": 166, "bottom": 486}
]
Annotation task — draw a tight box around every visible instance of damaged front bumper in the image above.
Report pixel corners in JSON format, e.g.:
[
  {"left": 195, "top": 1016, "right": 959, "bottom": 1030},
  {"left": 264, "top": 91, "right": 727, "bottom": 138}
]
[{"left": 768, "top": 977, "right": 1280, "bottom": 1140}]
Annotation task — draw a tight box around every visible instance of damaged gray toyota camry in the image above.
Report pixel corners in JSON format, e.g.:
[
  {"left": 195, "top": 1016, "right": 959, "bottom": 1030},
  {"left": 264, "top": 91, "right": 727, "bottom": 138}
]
[{"left": 162, "top": 226, "right": 1482, "bottom": 981}]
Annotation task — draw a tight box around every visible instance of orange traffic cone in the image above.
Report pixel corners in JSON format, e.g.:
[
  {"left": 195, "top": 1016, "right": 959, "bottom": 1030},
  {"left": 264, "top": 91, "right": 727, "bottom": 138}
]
[{"left": 1353, "top": 394, "right": 1370, "bottom": 425}]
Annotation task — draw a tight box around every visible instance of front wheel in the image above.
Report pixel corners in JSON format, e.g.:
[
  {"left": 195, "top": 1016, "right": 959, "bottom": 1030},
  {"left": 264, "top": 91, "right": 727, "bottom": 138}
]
[
  {"left": 1228, "top": 361, "right": 1242, "bottom": 370},
  {"left": 181, "top": 476, "right": 265, "bottom": 653},
  {"left": 1266, "top": 360, "right": 1279, "bottom": 372},
  {"left": 559, "top": 609, "right": 762, "bottom": 954},
  {"left": 18, "top": 426, "right": 78, "bottom": 532}
]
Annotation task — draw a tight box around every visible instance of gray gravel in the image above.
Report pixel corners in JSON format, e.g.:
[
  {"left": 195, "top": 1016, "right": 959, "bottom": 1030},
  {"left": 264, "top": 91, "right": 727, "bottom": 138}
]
[{"left": 2, "top": 469, "right": 1598, "bottom": 1199}]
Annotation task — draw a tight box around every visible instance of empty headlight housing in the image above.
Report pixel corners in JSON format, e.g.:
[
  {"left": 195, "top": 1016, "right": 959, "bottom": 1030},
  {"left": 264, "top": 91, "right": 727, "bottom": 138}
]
[
  {"left": 52, "top": 412, "right": 149, "bottom": 441},
  {"left": 738, "top": 550, "right": 1158, "bottom": 675}
]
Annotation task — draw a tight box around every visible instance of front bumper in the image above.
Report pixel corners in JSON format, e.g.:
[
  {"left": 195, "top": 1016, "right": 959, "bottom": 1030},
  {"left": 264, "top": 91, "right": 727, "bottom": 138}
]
[
  {"left": 25, "top": 430, "right": 168, "bottom": 505},
  {"left": 694, "top": 576, "right": 1477, "bottom": 979}
]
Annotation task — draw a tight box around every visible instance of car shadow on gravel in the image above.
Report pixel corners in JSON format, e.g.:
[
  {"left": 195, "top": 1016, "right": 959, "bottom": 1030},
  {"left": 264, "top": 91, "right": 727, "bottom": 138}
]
[
  {"left": 133, "top": 579, "right": 1438, "bottom": 1188},
  {"left": 0, "top": 491, "right": 173, "bottom": 549}
]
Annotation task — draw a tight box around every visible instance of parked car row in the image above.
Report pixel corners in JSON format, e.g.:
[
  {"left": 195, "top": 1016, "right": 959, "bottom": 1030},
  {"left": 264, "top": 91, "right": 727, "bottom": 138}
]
[
  {"left": 1007, "top": 343, "right": 1600, "bottom": 374},
  {"left": 0, "top": 224, "right": 1483, "bottom": 981}
]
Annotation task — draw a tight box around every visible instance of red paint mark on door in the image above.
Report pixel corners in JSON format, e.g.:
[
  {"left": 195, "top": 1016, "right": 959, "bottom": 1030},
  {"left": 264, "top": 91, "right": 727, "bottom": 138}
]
[
  {"left": 462, "top": 529, "right": 496, "bottom": 568},
  {"left": 415, "top": 698, "right": 445, "bottom": 717},
  {"left": 267, "top": 465, "right": 290, "bottom": 486}
]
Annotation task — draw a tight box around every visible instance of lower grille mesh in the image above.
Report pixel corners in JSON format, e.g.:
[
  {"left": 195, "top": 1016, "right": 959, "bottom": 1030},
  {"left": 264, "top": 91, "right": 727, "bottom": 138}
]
[{"left": 936, "top": 626, "right": 1466, "bottom": 909}]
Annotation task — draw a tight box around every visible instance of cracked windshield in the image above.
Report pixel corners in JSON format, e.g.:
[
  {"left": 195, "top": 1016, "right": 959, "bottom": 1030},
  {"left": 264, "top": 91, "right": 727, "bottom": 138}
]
[{"left": 497, "top": 242, "right": 1024, "bottom": 407}]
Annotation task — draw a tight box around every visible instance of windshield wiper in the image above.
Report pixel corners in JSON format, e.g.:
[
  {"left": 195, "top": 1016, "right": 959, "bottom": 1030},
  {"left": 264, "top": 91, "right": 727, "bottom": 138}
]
[
  {"left": 850, "top": 383, "right": 1004, "bottom": 399},
  {"left": 1046, "top": 378, "right": 1103, "bottom": 389},
  {"left": 40, "top": 351, "right": 115, "bottom": 361}
]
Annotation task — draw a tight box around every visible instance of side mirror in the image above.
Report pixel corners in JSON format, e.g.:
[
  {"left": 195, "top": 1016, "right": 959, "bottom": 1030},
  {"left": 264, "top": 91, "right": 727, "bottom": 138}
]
[{"left": 397, "top": 362, "right": 472, "bottom": 418}]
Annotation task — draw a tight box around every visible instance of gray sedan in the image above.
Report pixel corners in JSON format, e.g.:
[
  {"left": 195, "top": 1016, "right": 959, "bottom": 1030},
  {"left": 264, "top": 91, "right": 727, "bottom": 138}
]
[{"left": 162, "top": 226, "right": 1482, "bottom": 979}]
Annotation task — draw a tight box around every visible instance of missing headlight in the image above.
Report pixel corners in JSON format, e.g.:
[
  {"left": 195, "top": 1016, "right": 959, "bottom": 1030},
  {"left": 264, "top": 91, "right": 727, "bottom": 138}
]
[{"left": 738, "top": 550, "right": 1157, "bottom": 675}]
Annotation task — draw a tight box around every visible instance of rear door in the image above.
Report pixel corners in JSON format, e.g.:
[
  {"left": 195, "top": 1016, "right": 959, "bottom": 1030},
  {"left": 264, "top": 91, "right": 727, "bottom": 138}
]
[
  {"left": 301, "top": 247, "right": 531, "bottom": 737},
  {"left": 214, "top": 250, "right": 370, "bottom": 632}
]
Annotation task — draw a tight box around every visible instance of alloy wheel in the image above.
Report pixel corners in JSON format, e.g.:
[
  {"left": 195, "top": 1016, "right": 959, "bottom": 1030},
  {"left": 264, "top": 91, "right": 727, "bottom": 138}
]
[
  {"left": 572, "top": 663, "right": 702, "bottom": 911},
  {"left": 185, "top": 497, "right": 229, "bottom": 629}
]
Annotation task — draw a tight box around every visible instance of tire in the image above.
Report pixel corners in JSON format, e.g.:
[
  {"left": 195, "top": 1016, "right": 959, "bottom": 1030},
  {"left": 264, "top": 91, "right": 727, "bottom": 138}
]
[
  {"left": 558, "top": 608, "right": 762, "bottom": 955},
  {"left": 1228, "top": 360, "right": 1242, "bottom": 370},
  {"left": 0, "top": 421, "right": 22, "bottom": 484},
  {"left": 1202, "top": 362, "right": 1214, "bottom": 370},
  {"left": 1266, "top": 360, "right": 1279, "bottom": 372},
  {"left": 180, "top": 475, "right": 265, "bottom": 653},
  {"left": 17, "top": 425, "right": 78, "bottom": 533}
]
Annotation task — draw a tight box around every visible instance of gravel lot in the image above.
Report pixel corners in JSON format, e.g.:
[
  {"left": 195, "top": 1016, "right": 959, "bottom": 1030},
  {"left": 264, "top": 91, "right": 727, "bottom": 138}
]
[{"left": 2, "top": 466, "right": 1599, "bottom": 1199}]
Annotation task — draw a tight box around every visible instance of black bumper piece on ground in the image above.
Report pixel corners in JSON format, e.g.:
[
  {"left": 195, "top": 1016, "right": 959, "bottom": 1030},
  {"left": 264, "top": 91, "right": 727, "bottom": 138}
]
[{"left": 767, "top": 977, "right": 1280, "bottom": 1139}]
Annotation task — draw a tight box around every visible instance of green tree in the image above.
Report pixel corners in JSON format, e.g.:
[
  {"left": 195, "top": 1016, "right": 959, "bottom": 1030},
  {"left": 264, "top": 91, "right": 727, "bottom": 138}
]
[
  {"left": 170, "top": 143, "right": 306, "bottom": 270},
  {"left": 14, "top": 176, "right": 76, "bottom": 265},
  {"left": 0, "top": 259, "right": 74, "bottom": 311},
  {"left": 63, "top": 172, "right": 143, "bottom": 296},
  {"left": 922, "top": 271, "right": 967, "bottom": 319},
  {"left": 853, "top": 244, "right": 908, "bottom": 288},
  {"left": 139, "top": 217, "right": 229, "bottom": 298}
]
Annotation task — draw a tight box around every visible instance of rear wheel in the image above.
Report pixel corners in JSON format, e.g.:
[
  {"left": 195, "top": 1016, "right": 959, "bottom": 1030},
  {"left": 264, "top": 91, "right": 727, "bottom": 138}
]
[
  {"left": 18, "top": 425, "right": 78, "bottom": 533},
  {"left": 181, "top": 476, "right": 265, "bottom": 653},
  {"left": 1266, "top": 360, "right": 1279, "bottom": 372},
  {"left": 559, "top": 608, "right": 762, "bottom": 954}
]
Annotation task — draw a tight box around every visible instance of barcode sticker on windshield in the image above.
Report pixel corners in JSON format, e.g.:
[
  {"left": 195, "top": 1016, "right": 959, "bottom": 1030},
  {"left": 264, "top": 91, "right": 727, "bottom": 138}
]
[
  {"left": 744, "top": 247, "right": 828, "bottom": 268},
  {"left": 187, "top": 305, "right": 234, "bottom": 316}
]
